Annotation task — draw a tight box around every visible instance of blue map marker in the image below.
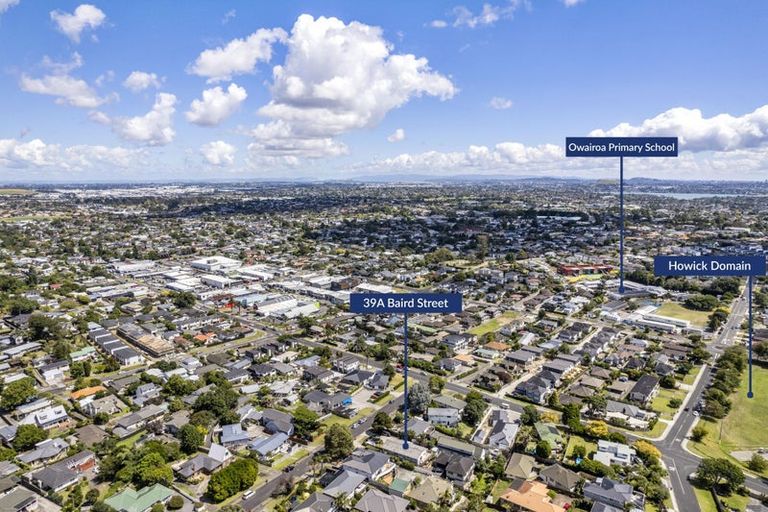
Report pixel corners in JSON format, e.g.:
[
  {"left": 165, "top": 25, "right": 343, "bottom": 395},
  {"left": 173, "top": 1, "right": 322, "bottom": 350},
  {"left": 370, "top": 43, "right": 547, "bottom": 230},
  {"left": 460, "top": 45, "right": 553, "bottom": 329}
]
[
  {"left": 350, "top": 293, "right": 463, "bottom": 448},
  {"left": 566, "top": 136, "right": 679, "bottom": 293},
  {"left": 654, "top": 255, "right": 766, "bottom": 398}
]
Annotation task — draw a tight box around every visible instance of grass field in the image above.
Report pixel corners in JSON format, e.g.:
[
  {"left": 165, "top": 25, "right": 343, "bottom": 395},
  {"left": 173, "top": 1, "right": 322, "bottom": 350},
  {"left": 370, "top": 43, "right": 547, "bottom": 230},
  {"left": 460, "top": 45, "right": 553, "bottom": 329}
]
[
  {"left": 651, "top": 387, "right": 687, "bottom": 419},
  {"left": 653, "top": 302, "right": 713, "bottom": 328},
  {"left": 682, "top": 365, "right": 703, "bottom": 386},
  {"left": 490, "top": 479, "right": 511, "bottom": 502},
  {"left": 564, "top": 435, "right": 598, "bottom": 459},
  {"left": 690, "top": 366, "right": 768, "bottom": 477},
  {"left": 0, "top": 188, "right": 34, "bottom": 195},
  {"left": 694, "top": 486, "right": 750, "bottom": 512},
  {"left": 273, "top": 449, "right": 309, "bottom": 470},
  {"left": 321, "top": 407, "right": 375, "bottom": 429},
  {"left": 469, "top": 311, "right": 520, "bottom": 336}
]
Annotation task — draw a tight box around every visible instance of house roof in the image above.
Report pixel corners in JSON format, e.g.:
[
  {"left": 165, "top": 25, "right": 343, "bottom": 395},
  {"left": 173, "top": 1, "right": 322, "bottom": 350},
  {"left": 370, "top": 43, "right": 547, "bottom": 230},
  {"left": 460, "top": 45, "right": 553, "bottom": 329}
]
[
  {"left": 505, "top": 452, "right": 536, "bottom": 480},
  {"left": 322, "top": 469, "right": 366, "bottom": 498},
  {"left": 406, "top": 475, "right": 452, "bottom": 504},
  {"left": 539, "top": 463, "right": 581, "bottom": 490},
  {"left": 354, "top": 488, "right": 409, "bottom": 512},
  {"left": 104, "top": 483, "right": 175, "bottom": 512},
  {"left": 499, "top": 480, "right": 566, "bottom": 512},
  {"left": 292, "top": 491, "right": 336, "bottom": 512}
]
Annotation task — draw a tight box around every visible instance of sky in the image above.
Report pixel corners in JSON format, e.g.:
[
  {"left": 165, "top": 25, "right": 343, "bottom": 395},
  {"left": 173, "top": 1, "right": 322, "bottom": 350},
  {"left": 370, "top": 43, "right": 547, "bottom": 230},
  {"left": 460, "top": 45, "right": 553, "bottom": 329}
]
[{"left": 0, "top": 0, "right": 767, "bottom": 182}]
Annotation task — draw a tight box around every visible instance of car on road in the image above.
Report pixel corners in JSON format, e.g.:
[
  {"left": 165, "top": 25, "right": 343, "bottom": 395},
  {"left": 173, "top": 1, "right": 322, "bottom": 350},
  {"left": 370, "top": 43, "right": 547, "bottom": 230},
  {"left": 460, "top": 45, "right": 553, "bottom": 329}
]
[
  {"left": 283, "top": 464, "right": 295, "bottom": 472},
  {"left": 243, "top": 490, "right": 254, "bottom": 499}
]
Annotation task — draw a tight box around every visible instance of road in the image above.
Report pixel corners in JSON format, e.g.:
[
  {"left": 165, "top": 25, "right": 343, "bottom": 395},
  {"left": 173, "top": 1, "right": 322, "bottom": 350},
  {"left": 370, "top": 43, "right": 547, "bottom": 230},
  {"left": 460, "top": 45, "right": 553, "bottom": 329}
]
[
  {"left": 241, "top": 284, "right": 759, "bottom": 511},
  {"left": 240, "top": 394, "right": 406, "bottom": 511},
  {"left": 659, "top": 285, "right": 764, "bottom": 511}
]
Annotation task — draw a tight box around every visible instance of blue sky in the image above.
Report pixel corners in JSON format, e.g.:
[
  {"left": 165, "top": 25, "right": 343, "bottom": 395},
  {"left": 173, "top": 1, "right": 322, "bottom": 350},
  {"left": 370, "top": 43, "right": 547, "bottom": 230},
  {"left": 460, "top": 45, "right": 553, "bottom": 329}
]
[{"left": 1, "top": 0, "right": 767, "bottom": 182}]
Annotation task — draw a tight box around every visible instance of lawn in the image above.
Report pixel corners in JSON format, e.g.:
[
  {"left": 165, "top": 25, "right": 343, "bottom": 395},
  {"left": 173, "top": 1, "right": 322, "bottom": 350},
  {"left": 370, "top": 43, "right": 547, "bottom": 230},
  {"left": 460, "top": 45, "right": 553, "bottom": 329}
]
[
  {"left": 690, "top": 366, "right": 768, "bottom": 477},
  {"left": 654, "top": 302, "right": 714, "bottom": 328},
  {"left": 321, "top": 407, "right": 375, "bottom": 429},
  {"left": 115, "top": 431, "right": 143, "bottom": 448},
  {"left": 721, "top": 368, "right": 768, "bottom": 449},
  {"left": 490, "top": 479, "right": 511, "bottom": 502},
  {"left": 469, "top": 311, "right": 520, "bottom": 336},
  {"left": 650, "top": 387, "right": 687, "bottom": 419},
  {"left": 694, "top": 486, "right": 750, "bottom": 512},
  {"left": 682, "top": 365, "right": 703, "bottom": 386},
  {"left": 0, "top": 188, "right": 34, "bottom": 195},
  {"left": 273, "top": 449, "right": 309, "bottom": 470},
  {"left": 564, "top": 435, "right": 598, "bottom": 459}
]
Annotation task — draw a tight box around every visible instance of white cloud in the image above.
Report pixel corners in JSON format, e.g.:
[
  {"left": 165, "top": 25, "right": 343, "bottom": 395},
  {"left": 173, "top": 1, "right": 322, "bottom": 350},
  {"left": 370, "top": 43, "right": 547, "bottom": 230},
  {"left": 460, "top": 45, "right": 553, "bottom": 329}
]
[
  {"left": 186, "top": 83, "right": 247, "bottom": 126},
  {"left": 374, "top": 142, "right": 563, "bottom": 172},
  {"left": 0, "top": 137, "right": 143, "bottom": 170},
  {"left": 562, "top": 0, "right": 585, "bottom": 6},
  {"left": 200, "top": 140, "right": 236, "bottom": 166},
  {"left": 123, "top": 71, "right": 163, "bottom": 92},
  {"left": 589, "top": 104, "right": 768, "bottom": 152},
  {"left": 489, "top": 96, "right": 513, "bottom": 110},
  {"left": 0, "top": 0, "right": 20, "bottom": 16},
  {"left": 222, "top": 9, "right": 236, "bottom": 24},
  {"left": 20, "top": 54, "right": 109, "bottom": 108},
  {"left": 387, "top": 128, "right": 406, "bottom": 142},
  {"left": 187, "top": 28, "right": 287, "bottom": 83},
  {"left": 88, "top": 110, "right": 111, "bottom": 125},
  {"left": 430, "top": 20, "right": 447, "bottom": 28},
  {"left": 112, "top": 93, "right": 177, "bottom": 146},
  {"left": 50, "top": 4, "right": 106, "bottom": 43},
  {"left": 448, "top": 1, "right": 526, "bottom": 29},
  {"left": 249, "top": 14, "right": 456, "bottom": 158}
]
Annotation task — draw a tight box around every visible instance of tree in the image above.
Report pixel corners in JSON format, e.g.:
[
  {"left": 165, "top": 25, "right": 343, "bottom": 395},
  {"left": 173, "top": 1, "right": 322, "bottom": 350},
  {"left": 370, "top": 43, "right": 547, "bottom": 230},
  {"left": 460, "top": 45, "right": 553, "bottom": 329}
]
[
  {"left": 584, "top": 392, "right": 607, "bottom": 416},
  {"left": 52, "top": 340, "right": 71, "bottom": 360},
  {"left": 167, "top": 495, "right": 184, "bottom": 510},
  {"left": 293, "top": 405, "right": 320, "bottom": 440},
  {"left": 407, "top": 383, "right": 431, "bottom": 415},
  {"left": 429, "top": 375, "right": 446, "bottom": 394},
  {"left": 685, "top": 294, "right": 719, "bottom": 311},
  {"left": 697, "top": 458, "right": 745, "bottom": 494},
  {"left": 12, "top": 424, "right": 48, "bottom": 451},
  {"left": 1, "top": 377, "right": 37, "bottom": 409},
  {"left": 691, "top": 425, "right": 708, "bottom": 442},
  {"left": 324, "top": 424, "right": 354, "bottom": 460},
  {"left": 536, "top": 440, "right": 552, "bottom": 458},
  {"left": 371, "top": 412, "right": 393, "bottom": 434},
  {"left": 6, "top": 297, "right": 38, "bottom": 315},
  {"left": 171, "top": 291, "right": 196, "bottom": 309},
  {"left": 572, "top": 444, "right": 587, "bottom": 459},
  {"left": 70, "top": 360, "right": 92, "bottom": 378},
  {"left": 207, "top": 458, "right": 259, "bottom": 502},
  {"left": 749, "top": 454, "right": 768, "bottom": 472},
  {"left": 634, "top": 440, "right": 661, "bottom": 463},
  {"left": 708, "top": 309, "right": 729, "bottom": 331},
  {"left": 135, "top": 452, "right": 173, "bottom": 487},
  {"left": 178, "top": 424, "right": 204, "bottom": 454},
  {"left": 521, "top": 405, "right": 540, "bottom": 426},
  {"left": 585, "top": 421, "right": 609, "bottom": 439},
  {"left": 85, "top": 489, "right": 100, "bottom": 504}
]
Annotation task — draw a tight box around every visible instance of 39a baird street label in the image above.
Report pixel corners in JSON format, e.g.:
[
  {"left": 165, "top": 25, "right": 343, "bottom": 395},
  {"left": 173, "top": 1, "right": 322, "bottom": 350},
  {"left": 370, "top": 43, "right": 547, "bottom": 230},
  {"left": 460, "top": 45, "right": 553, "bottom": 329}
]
[
  {"left": 654, "top": 255, "right": 767, "bottom": 277},
  {"left": 565, "top": 137, "right": 679, "bottom": 157},
  {"left": 349, "top": 293, "right": 463, "bottom": 314}
]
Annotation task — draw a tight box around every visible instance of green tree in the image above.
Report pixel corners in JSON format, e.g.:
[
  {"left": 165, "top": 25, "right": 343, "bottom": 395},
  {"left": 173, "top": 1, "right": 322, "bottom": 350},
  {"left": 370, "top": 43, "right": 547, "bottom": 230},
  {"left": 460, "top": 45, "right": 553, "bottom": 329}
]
[
  {"left": 134, "top": 452, "right": 173, "bottom": 487},
  {"left": 371, "top": 411, "right": 393, "bottom": 434},
  {"left": 407, "top": 382, "right": 431, "bottom": 415},
  {"left": 1, "top": 377, "right": 37, "bottom": 409},
  {"left": 429, "top": 375, "right": 446, "bottom": 394},
  {"left": 521, "top": 405, "right": 540, "bottom": 426},
  {"left": 691, "top": 425, "right": 708, "bottom": 442},
  {"left": 293, "top": 405, "right": 320, "bottom": 439},
  {"left": 178, "top": 424, "right": 204, "bottom": 454},
  {"left": 697, "top": 458, "right": 745, "bottom": 494},
  {"left": 12, "top": 424, "right": 48, "bottom": 451},
  {"left": 536, "top": 440, "right": 552, "bottom": 458},
  {"left": 748, "top": 453, "right": 768, "bottom": 472},
  {"left": 324, "top": 424, "right": 354, "bottom": 460}
]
